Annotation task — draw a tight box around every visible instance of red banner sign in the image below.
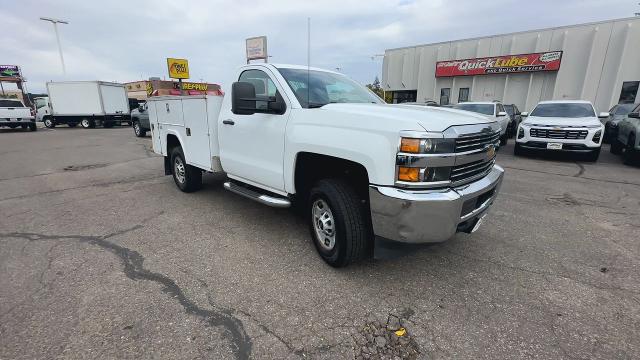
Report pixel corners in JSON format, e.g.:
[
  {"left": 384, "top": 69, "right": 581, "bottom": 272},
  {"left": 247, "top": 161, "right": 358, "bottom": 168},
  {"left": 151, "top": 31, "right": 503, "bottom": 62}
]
[{"left": 435, "top": 51, "right": 562, "bottom": 77}]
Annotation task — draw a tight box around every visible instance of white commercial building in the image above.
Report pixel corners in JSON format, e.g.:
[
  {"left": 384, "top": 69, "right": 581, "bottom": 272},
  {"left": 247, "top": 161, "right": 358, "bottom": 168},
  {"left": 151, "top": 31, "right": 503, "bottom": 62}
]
[{"left": 382, "top": 17, "right": 640, "bottom": 112}]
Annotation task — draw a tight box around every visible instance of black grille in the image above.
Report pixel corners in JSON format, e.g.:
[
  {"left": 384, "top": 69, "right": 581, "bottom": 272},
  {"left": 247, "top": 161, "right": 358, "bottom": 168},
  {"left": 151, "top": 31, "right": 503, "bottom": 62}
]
[
  {"left": 450, "top": 158, "right": 495, "bottom": 183},
  {"left": 455, "top": 131, "right": 500, "bottom": 152},
  {"left": 529, "top": 128, "right": 587, "bottom": 139}
]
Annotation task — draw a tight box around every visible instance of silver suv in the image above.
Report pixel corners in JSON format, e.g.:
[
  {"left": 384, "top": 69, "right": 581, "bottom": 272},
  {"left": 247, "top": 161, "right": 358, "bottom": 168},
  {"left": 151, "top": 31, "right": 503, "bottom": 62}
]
[
  {"left": 610, "top": 103, "right": 640, "bottom": 165},
  {"left": 130, "top": 102, "right": 150, "bottom": 137}
]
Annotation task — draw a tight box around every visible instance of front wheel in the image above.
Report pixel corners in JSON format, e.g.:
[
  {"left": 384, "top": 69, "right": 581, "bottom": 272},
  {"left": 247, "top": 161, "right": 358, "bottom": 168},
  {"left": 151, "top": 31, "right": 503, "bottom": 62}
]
[
  {"left": 585, "top": 147, "right": 601, "bottom": 162},
  {"left": 133, "top": 121, "right": 146, "bottom": 137},
  {"left": 610, "top": 139, "right": 623, "bottom": 155},
  {"left": 170, "top": 147, "right": 202, "bottom": 192},
  {"left": 44, "top": 118, "right": 55, "bottom": 128},
  {"left": 514, "top": 143, "right": 526, "bottom": 156},
  {"left": 499, "top": 132, "right": 508, "bottom": 146},
  {"left": 623, "top": 135, "right": 638, "bottom": 166},
  {"left": 308, "top": 179, "right": 371, "bottom": 267}
]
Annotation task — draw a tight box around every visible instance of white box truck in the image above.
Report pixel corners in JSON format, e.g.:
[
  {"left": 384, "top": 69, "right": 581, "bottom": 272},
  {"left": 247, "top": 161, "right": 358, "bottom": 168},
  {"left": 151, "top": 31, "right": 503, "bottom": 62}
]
[
  {"left": 42, "top": 81, "right": 130, "bottom": 128},
  {"left": 148, "top": 63, "right": 504, "bottom": 267}
]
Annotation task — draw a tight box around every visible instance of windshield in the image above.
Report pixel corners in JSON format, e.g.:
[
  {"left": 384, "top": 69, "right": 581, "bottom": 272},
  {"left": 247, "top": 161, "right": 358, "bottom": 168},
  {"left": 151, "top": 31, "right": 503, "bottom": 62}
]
[
  {"left": 453, "top": 103, "right": 494, "bottom": 116},
  {"left": 277, "top": 68, "right": 382, "bottom": 108},
  {"left": 0, "top": 99, "right": 24, "bottom": 107},
  {"left": 530, "top": 103, "right": 595, "bottom": 118},
  {"left": 614, "top": 103, "right": 636, "bottom": 115}
]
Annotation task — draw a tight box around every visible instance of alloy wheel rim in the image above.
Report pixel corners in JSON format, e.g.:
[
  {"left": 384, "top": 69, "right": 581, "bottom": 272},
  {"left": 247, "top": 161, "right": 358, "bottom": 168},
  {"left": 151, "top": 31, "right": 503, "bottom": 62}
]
[
  {"left": 45, "top": 119, "right": 52, "bottom": 127},
  {"left": 82, "top": 119, "right": 89, "bottom": 128},
  {"left": 134, "top": 123, "right": 140, "bottom": 135},
  {"left": 312, "top": 199, "right": 336, "bottom": 251},
  {"left": 174, "top": 157, "right": 186, "bottom": 184}
]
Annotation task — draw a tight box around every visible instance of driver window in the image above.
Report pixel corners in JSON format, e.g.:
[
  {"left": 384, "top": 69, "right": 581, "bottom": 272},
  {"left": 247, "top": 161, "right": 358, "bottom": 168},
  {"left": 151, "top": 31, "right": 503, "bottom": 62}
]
[{"left": 239, "top": 69, "right": 277, "bottom": 111}]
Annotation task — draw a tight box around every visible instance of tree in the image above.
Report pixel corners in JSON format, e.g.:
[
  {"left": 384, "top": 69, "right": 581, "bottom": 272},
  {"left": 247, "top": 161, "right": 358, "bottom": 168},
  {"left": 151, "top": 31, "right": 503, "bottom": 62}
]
[{"left": 366, "top": 76, "right": 385, "bottom": 101}]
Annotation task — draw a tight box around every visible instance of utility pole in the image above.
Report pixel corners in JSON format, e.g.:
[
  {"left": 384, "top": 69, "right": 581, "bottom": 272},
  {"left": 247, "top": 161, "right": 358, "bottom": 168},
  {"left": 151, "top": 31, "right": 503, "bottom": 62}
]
[{"left": 40, "top": 17, "right": 69, "bottom": 75}]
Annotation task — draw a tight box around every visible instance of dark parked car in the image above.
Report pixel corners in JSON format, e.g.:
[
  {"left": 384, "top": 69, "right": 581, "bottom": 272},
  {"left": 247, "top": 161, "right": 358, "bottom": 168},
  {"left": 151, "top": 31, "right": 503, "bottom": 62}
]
[
  {"left": 504, "top": 104, "right": 522, "bottom": 138},
  {"left": 603, "top": 103, "right": 638, "bottom": 144},
  {"left": 130, "top": 102, "right": 149, "bottom": 137}
]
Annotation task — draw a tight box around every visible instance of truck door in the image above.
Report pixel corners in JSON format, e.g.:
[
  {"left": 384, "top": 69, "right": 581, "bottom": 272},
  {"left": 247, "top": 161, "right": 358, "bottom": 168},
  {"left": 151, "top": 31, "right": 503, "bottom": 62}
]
[{"left": 218, "top": 68, "right": 290, "bottom": 192}]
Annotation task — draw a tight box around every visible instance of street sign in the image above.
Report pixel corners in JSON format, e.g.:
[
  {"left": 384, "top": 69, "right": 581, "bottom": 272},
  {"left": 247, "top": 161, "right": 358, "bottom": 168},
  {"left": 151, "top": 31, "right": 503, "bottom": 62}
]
[
  {"left": 246, "top": 36, "right": 268, "bottom": 62},
  {"left": 166, "top": 58, "right": 190, "bottom": 79}
]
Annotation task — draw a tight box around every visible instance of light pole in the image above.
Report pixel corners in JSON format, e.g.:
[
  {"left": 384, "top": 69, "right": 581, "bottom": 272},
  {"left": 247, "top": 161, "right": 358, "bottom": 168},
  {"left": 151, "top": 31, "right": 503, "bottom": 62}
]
[{"left": 40, "top": 17, "right": 69, "bottom": 75}]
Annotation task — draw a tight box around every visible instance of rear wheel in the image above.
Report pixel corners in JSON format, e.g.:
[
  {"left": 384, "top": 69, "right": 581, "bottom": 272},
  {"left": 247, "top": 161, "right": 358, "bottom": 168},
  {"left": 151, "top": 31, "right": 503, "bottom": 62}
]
[
  {"left": 44, "top": 118, "right": 54, "bottom": 128},
  {"left": 81, "top": 119, "right": 91, "bottom": 128},
  {"left": 308, "top": 179, "right": 371, "bottom": 267},
  {"left": 170, "top": 146, "right": 202, "bottom": 192}
]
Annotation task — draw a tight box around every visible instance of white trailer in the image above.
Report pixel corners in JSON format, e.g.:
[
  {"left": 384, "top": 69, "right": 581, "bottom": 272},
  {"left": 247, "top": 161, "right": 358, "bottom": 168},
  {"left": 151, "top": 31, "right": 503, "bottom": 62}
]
[{"left": 43, "top": 81, "right": 130, "bottom": 128}]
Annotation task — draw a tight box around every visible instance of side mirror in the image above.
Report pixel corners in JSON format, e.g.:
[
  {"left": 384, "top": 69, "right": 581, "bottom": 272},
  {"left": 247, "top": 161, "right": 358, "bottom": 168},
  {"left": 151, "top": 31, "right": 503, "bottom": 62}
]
[
  {"left": 497, "top": 111, "right": 507, "bottom": 117},
  {"left": 232, "top": 82, "right": 257, "bottom": 115},
  {"left": 629, "top": 112, "right": 640, "bottom": 119},
  {"left": 521, "top": 112, "right": 529, "bottom": 117},
  {"left": 598, "top": 112, "right": 610, "bottom": 118}
]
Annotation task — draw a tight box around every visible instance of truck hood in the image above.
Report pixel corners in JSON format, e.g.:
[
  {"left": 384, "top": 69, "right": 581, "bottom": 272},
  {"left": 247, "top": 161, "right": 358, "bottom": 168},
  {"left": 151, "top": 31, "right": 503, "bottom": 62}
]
[
  {"left": 522, "top": 116, "right": 602, "bottom": 128},
  {"left": 320, "top": 103, "right": 495, "bottom": 132}
]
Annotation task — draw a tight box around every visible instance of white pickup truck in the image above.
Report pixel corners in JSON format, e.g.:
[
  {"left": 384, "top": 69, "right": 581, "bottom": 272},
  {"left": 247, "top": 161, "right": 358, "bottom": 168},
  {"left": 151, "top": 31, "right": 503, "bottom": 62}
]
[
  {"left": 0, "top": 98, "right": 36, "bottom": 131},
  {"left": 149, "top": 64, "right": 504, "bottom": 267}
]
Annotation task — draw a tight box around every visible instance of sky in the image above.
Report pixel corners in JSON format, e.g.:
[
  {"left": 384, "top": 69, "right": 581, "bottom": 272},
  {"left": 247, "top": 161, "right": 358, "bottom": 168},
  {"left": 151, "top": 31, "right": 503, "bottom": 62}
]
[{"left": 2, "top": 0, "right": 638, "bottom": 93}]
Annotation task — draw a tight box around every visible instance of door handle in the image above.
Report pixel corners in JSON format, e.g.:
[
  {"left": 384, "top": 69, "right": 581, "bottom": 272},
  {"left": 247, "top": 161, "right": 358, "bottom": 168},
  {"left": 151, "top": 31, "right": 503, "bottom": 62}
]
[
  {"left": 166, "top": 103, "right": 170, "bottom": 113},
  {"left": 223, "top": 119, "right": 235, "bottom": 125}
]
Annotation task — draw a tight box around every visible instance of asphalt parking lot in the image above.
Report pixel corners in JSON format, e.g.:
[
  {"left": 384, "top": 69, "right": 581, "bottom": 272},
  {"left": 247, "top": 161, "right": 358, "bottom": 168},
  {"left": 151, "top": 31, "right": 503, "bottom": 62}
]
[{"left": 1, "top": 125, "right": 639, "bottom": 359}]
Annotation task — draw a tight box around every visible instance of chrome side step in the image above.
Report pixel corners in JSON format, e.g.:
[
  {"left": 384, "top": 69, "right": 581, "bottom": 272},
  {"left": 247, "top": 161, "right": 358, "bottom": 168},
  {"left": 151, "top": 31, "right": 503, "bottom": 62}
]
[{"left": 223, "top": 182, "right": 291, "bottom": 208}]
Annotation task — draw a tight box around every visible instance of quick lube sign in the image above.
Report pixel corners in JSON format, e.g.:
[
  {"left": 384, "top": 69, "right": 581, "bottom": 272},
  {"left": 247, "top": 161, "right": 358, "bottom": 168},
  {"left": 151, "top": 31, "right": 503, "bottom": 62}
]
[{"left": 435, "top": 51, "right": 562, "bottom": 77}]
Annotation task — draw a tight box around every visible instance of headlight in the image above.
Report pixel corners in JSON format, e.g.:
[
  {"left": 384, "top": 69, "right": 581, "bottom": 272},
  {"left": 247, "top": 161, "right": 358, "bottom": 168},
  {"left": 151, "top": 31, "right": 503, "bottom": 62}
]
[
  {"left": 400, "top": 137, "right": 455, "bottom": 154},
  {"left": 517, "top": 127, "right": 525, "bottom": 139},
  {"left": 593, "top": 130, "right": 602, "bottom": 143}
]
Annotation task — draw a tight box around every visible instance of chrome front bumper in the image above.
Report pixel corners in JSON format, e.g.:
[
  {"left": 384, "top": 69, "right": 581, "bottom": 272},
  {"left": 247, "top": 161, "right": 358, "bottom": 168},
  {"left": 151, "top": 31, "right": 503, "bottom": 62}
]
[{"left": 369, "top": 165, "right": 504, "bottom": 244}]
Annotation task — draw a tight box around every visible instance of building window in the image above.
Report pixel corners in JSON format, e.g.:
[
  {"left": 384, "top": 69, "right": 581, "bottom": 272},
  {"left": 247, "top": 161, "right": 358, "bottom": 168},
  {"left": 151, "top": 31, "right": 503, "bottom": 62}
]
[
  {"left": 440, "top": 88, "right": 451, "bottom": 105},
  {"left": 392, "top": 90, "right": 417, "bottom": 104},
  {"left": 619, "top": 81, "right": 639, "bottom": 104},
  {"left": 458, "top": 88, "right": 469, "bottom": 103}
]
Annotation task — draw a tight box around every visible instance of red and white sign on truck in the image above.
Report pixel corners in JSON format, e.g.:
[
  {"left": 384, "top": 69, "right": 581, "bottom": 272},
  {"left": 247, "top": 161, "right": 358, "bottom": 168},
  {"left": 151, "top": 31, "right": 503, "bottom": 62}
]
[{"left": 435, "top": 51, "right": 562, "bottom": 77}]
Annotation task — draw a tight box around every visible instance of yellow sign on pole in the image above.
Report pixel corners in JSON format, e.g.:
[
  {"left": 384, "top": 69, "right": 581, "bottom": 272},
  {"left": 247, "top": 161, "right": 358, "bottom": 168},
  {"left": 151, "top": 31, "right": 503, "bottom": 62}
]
[{"left": 166, "top": 58, "right": 190, "bottom": 79}]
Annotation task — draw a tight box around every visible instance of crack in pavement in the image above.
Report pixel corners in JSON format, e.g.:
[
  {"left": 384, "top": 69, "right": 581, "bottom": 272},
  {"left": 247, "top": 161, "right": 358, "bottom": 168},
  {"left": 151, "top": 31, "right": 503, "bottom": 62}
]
[{"left": 0, "top": 228, "right": 252, "bottom": 360}]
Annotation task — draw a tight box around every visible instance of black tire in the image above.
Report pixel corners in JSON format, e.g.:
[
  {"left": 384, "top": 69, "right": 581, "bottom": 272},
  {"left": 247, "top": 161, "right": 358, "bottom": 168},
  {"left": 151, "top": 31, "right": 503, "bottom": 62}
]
[
  {"left": 514, "top": 143, "right": 526, "bottom": 156},
  {"left": 29, "top": 123, "right": 37, "bottom": 131},
  {"left": 43, "top": 118, "right": 55, "bottom": 128},
  {"left": 308, "top": 179, "right": 371, "bottom": 267},
  {"left": 499, "top": 132, "right": 508, "bottom": 146},
  {"left": 133, "top": 121, "right": 146, "bottom": 137},
  {"left": 103, "top": 121, "right": 114, "bottom": 128},
  {"left": 623, "top": 135, "right": 637, "bottom": 166},
  {"left": 170, "top": 146, "right": 202, "bottom": 192},
  {"left": 21, "top": 124, "right": 27, "bottom": 129},
  {"left": 585, "top": 147, "right": 601, "bottom": 162},
  {"left": 610, "top": 139, "right": 623, "bottom": 155},
  {"left": 68, "top": 123, "right": 78, "bottom": 128},
  {"left": 80, "top": 118, "right": 91, "bottom": 128}
]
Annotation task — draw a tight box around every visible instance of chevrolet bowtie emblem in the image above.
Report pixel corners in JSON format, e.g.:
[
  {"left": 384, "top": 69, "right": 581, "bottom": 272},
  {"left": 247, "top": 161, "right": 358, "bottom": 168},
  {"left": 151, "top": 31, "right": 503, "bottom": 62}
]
[{"left": 485, "top": 144, "right": 496, "bottom": 158}]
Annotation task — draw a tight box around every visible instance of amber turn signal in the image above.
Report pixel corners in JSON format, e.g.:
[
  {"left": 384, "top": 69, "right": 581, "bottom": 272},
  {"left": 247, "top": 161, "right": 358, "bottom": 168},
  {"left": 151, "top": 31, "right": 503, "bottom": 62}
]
[
  {"left": 398, "top": 167, "right": 420, "bottom": 182},
  {"left": 400, "top": 138, "right": 420, "bottom": 153}
]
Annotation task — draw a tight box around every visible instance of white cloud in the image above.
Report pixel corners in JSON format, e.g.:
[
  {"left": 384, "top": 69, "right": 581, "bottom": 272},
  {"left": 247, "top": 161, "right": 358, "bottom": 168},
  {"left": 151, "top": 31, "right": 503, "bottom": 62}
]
[{"left": 2, "top": 0, "right": 636, "bottom": 93}]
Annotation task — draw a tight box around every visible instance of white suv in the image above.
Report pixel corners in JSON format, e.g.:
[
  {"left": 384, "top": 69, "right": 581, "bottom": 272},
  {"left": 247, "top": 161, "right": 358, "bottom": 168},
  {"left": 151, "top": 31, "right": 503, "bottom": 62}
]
[
  {"left": 515, "top": 100, "right": 607, "bottom": 161},
  {"left": 453, "top": 102, "right": 511, "bottom": 146}
]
